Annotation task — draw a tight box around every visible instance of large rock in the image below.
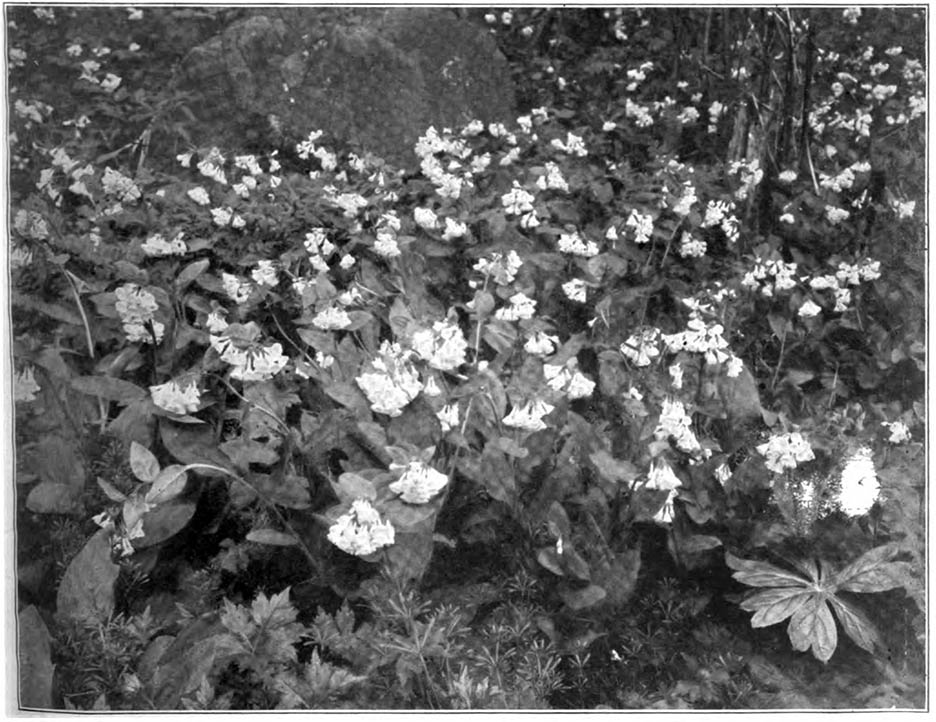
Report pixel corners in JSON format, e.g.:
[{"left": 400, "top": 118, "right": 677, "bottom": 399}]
[{"left": 170, "top": 8, "right": 516, "bottom": 167}]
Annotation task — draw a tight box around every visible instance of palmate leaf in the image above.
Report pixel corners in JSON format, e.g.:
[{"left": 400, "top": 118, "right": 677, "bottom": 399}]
[
  {"left": 833, "top": 543, "right": 912, "bottom": 593},
  {"left": 787, "top": 594, "right": 837, "bottom": 663},
  {"left": 726, "top": 552, "right": 812, "bottom": 588},
  {"left": 741, "top": 588, "right": 814, "bottom": 628},
  {"left": 826, "top": 595, "right": 882, "bottom": 654}
]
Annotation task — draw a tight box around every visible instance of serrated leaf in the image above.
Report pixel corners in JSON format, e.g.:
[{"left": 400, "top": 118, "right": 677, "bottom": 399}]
[
  {"left": 71, "top": 375, "right": 148, "bottom": 404},
  {"left": 56, "top": 529, "right": 120, "bottom": 626},
  {"left": 827, "top": 596, "right": 881, "bottom": 654},
  {"left": 130, "top": 441, "right": 161, "bottom": 482},
  {"left": 834, "top": 544, "right": 910, "bottom": 593},
  {"left": 559, "top": 584, "right": 606, "bottom": 610},
  {"left": 741, "top": 588, "right": 815, "bottom": 627},
  {"left": 332, "top": 473, "right": 377, "bottom": 503},
  {"left": 145, "top": 465, "right": 188, "bottom": 504},
  {"left": 787, "top": 595, "right": 838, "bottom": 662},
  {"left": 246, "top": 529, "right": 297, "bottom": 546},
  {"left": 726, "top": 552, "right": 811, "bottom": 588}
]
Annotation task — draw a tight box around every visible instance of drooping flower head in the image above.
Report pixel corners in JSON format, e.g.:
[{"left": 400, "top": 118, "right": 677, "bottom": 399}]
[{"left": 327, "top": 499, "right": 395, "bottom": 556}]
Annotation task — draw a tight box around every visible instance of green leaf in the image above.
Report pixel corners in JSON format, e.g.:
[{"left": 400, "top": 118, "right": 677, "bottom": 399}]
[
  {"left": 160, "top": 422, "right": 233, "bottom": 475},
  {"left": 546, "top": 501, "right": 571, "bottom": 539},
  {"left": 677, "top": 534, "right": 723, "bottom": 555},
  {"left": 559, "top": 584, "right": 606, "bottom": 611},
  {"left": 18, "top": 605, "right": 54, "bottom": 709},
  {"left": 33, "top": 436, "right": 85, "bottom": 489},
  {"left": 246, "top": 529, "right": 297, "bottom": 546},
  {"left": 175, "top": 258, "right": 210, "bottom": 289},
  {"left": 560, "top": 546, "right": 592, "bottom": 582},
  {"left": 26, "top": 482, "right": 83, "bottom": 515},
  {"left": 598, "top": 547, "right": 641, "bottom": 606},
  {"left": 483, "top": 318, "right": 518, "bottom": 353},
  {"left": 56, "top": 529, "right": 121, "bottom": 626},
  {"left": 834, "top": 544, "right": 911, "bottom": 593},
  {"left": 741, "top": 588, "right": 815, "bottom": 628},
  {"left": 479, "top": 443, "right": 516, "bottom": 505},
  {"left": 827, "top": 596, "right": 881, "bottom": 654},
  {"left": 726, "top": 552, "right": 811, "bottom": 588},
  {"left": 324, "top": 381, "right": 371, "bottom": 416},
  {"left": 589, "top": 449, "right": 638, "bottom": 484},
  {"left": 536, "top": 546, "right": 565, "bottom": 576},
  {"left": 135, "top": 501, "right": 197, "bottom": 548},
  {"left": 381, "top": 498, "right": 439, "bottom": 529},
  {"left": 332, "top": 472, "right": 377, "bottom": 503},
  {"left": 145, "top": 465, "right": 189, "bottom": 505},
  {"left": 71, "top": 375, "right": 148, "bottom": 404},
  {"left": 130, "top": 441, "right": 161, "bottom": 482},
  {"left": 97, "top": 476, "right": 128, "bottom": 503},
  {"left": 257, "top": 473, "right": 312, "bottom": 510},
  {"left": 787, "top": 594, "right": 838, "bottom": 662}
]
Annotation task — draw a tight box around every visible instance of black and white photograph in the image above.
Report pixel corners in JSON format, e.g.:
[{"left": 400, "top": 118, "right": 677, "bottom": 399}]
[{"left": 4, "top": 2, "right": 929, "bottom": 712}]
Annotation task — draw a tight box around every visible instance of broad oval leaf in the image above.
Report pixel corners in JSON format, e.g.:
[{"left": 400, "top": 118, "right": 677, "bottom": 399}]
[
  {"left": 536, "top": 547, "right": 565, "bottom": 576},
  {"left": 18, "top": 605, "right": 54, "bottom": 709},
  {"left": 726, "top": 552, "right": 810, "bottom": 588},
  {"left": 559, "top": 584, "right": 606, "bottom": 611},
  {"left": 145, "top": 465, "right": 189, "bottom": 505},
  {"left": 332, "top": 473, "right": 377, "bottom": 504},
  {"left": 827, "top": 596, "right": 881, "bottom": 654},
  {"left": 742, "top": 588, "right": 814, "bottom": 628},
  {"left": 130, "top": 441, "right": 161, "bottom": 483},
  {"left": 589, "top": 449, "right": 638, "bottom": 484},
  {"left": 175, "top": 258, "right": 210, "bottom": 289},
  {"left": 56, "top": 529, "right": 120, "bottom": 626},
  {"left": 787, "top": 595, "right": 838, "bottom": 662},
  {"left": 135, "top": 501, "right": 197, "bottom": 548},
  {"left": 26, "top": 482, "right": 82, "bottom": 515},
  {"left": 246, "top": 529, "right": 298, "bottom": 546},
  {"left": 678, "top": 534, "right": 723, "bottom": 555},
  {"left": 381, "top": 498, "right": 438, "bottom": 529},
  {"left": 71, "top": 375, "right": 148, "bottom": 404},
  {"left": 97, "top": 476, "right": 128, "bottom": 503}
]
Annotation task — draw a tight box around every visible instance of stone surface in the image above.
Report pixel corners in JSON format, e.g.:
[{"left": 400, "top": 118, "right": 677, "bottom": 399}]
[{"left": 170, "top": 8, "right": 516, "bottom": 167}]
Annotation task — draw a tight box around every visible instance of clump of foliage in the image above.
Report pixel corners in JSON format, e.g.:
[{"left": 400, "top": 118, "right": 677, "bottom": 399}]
[{"left": 10, "top": 5, "right": 924, "bottom": 710}]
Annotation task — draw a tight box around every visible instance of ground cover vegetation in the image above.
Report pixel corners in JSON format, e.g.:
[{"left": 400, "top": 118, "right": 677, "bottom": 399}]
[{"left": 9, "top": 5, "right": 926, "bottom": 710}]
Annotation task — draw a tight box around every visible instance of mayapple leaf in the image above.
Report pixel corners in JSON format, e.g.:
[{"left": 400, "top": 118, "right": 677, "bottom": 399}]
[
  {"left": 741, "top": 588, "right": 815, "bottom": 628},
  {"left": 827, "top": 596, "right": 882, "bottom": 654},
  {"left": 787, "top": 594, "right": 837, "bottom": 663},
  {"left": 246, "top": 529, "right": 298, "bottom": 547},
  {"left": 18, "top": 605, "right": 54, "bottom": 709},
  {"left": 56, "top": 529, "right": 121, "bottom": 626},
  {"left": 726, "top": 552, "right": 811, "bottom": 588},
  {"left": 834, "top": 543, "right": 911, "bottom": 593},
  {"left": 130, "top": 441, "right": 161, "bottom": 483},
  {"left": 559, "top": 583, "right": 606, "bottom": 611},
  {"left": 71, "top": 375, "right": 148, "bottom": 404},
  {"left": 145, "top": 465, "right": 189, "bottom": 505}
]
